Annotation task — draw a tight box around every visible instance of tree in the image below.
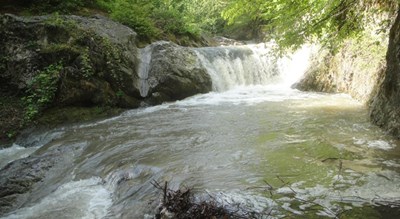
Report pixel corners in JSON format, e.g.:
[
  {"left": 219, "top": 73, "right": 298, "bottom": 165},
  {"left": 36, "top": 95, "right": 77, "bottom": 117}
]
[{"left": 222, "top": 0, "right": 398, "bottom": 50}]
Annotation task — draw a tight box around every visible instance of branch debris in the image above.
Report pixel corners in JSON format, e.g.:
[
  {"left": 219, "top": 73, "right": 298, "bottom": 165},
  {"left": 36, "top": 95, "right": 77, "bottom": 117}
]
[{"left": 151, "top": 180, "right": 262, "bottom": 219}]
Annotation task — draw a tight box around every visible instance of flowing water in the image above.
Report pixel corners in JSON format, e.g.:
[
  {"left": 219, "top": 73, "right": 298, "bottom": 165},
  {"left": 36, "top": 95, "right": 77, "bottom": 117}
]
[{"left": 2, "top": 44, "right": 400, "bottom": 218}]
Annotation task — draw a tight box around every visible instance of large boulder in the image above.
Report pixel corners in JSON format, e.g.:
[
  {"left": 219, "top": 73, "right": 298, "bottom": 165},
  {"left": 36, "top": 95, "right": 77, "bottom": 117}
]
[
  {"left": 0, "top": 14, "right": 142, "bottom": 108},
  {"left": 139, "top": 41, "right": 212, "bottom": 104},
  {"left": 370, "top": 9, "right": 400, "bottom": 139}
]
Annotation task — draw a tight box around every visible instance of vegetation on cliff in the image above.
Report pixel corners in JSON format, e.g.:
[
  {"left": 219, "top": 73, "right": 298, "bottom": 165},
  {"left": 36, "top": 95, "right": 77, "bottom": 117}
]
[
  {"left": 0, "top": 0, "right": 227, "bottom": 44},
  {"left": 223, "top": 0, "right": 397, "bottom": 50},
  {"left": 1, "top": 0, "right": 397, "bottom": 47}
]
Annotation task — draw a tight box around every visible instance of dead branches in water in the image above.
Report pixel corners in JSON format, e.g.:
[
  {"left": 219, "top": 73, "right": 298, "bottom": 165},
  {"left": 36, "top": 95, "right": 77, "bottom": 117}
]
[{"left": 151, "top": 180, "right": 261, "bottom": 219}]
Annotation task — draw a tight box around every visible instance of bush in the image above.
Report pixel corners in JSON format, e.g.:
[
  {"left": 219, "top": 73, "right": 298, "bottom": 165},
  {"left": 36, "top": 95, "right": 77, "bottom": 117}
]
[
  {"left": 108, "top": 0, "right": 159, "bottom": 40},
  {"left": 22, "top": 62, "right": 63, "bottom": 122}
]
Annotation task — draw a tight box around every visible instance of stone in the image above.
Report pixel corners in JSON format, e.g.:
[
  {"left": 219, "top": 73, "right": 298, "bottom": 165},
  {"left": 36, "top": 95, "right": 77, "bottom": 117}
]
[
  {"left": 140, "top": 41, "right": 212, "bottom": 102},
  {"left": 370, "top": 9, "right": 400, "bottom": 138}
]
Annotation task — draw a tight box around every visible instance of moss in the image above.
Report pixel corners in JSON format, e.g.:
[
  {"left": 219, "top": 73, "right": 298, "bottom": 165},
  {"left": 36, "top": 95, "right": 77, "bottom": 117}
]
[{"left": 37, "top": 106, "right": 125, "bottom": 127}]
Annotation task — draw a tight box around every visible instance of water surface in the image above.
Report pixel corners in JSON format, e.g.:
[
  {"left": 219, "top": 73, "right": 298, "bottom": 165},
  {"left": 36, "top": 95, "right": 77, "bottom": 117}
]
[{"left": 3, "top": 86, "right": 400, "bottom": 218}]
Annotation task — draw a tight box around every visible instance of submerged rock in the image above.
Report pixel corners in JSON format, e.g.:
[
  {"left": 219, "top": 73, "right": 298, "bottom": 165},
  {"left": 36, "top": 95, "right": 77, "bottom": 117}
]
[{"left": 0, "top": 148, "right": 61, "bottom": 215}]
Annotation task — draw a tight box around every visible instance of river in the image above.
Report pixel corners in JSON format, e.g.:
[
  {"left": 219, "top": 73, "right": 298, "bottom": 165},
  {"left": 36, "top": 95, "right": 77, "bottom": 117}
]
[{"left": 1, "top": 44, "right": 400, "bottom": 218}]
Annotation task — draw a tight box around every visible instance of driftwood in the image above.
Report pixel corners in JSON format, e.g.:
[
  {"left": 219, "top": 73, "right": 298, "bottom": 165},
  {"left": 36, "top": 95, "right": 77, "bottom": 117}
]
[{"left": 151, "top": 180, "right": 261, "bottom": 219}]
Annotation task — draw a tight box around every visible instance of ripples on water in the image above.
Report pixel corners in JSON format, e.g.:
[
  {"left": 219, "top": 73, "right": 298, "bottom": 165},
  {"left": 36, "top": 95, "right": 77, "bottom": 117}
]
[{"left": 1, "top": 85, "right": 400, "bottom": 218}]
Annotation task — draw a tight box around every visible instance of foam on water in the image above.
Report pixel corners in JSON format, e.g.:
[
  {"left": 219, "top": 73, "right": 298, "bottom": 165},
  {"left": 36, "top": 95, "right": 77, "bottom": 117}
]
[
  {"left": 272, "top": 170, "right": 400, "bottom": 216},
  {"left": 353, "top": 138, "right": 394, "bottom": 150},
  {"left": 2, "top": 177, "right": 112, "bottom": 219},
  {"left": 0, "top": 144, "right": 39, "bottom": 169},
  {"left": 194, "top": 43, "right": 315, "bottom": 92}
]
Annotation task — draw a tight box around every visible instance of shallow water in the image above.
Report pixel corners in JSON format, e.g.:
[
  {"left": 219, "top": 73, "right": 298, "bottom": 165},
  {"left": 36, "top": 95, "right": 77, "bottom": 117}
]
[{"left": 2, "top": 85, "right": 400, "bottom": 218}]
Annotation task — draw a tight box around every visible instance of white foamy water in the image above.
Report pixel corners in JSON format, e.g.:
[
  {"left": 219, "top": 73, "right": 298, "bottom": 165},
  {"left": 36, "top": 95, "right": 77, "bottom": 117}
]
[
  {"left": 194, "top": 44, "right": 279, "bottom": 91},
  {"left": 138, "top": 44, "right": 153, "bottom": 97},
  {"left": 277, "top": 44, "right": 317, "bottom": 87},
  {"left": 0, "top": 144, "right": 39, "bottom": 170},
  {"left": 2, "top": 177, "right": 112, "bottom": 219},
  {"left": 194, "top": 42, "right": 316, "bottom": 92},
  {"left": 273, "top": 170, "right": 400, "bottom": 217}
]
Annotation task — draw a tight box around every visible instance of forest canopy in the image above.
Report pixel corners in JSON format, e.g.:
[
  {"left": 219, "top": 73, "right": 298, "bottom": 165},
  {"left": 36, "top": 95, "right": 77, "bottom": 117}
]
[{"left": 1, "top": 0, "right": 398, "bottom": 48}]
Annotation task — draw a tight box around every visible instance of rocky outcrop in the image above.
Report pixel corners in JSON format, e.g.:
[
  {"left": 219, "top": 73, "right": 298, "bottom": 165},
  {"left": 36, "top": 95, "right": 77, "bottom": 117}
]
[
  {"left": 0, "top": 151, "right": 59, "bottom": 214},
  {"left": 295, "top": 39, "right": 387, "bottom": 104},
  {"left": 370, "top": 9, "right": 400, "bottom": 138},
  {"left": 139, "top": 41, "right": 212, "bottom": 105},
  {"left": 0, "top": 14, "right": 141, "bottom": 108},
  {"left": 0, "top": 14, "right": 213, "bottom": 142}
]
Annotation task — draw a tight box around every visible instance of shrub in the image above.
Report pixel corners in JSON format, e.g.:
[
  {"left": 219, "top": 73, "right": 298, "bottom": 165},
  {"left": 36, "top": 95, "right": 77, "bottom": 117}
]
[{"left": 22, "top": 62, "right": 63, "bottom": 122}]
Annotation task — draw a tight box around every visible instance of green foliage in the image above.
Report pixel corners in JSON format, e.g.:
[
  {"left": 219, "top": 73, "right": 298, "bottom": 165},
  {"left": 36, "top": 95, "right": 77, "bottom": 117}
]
[
  {"left": 104, "top": 0, "right": 203, "bottom": 40},
  {"left": 116, "top": 90, "right": 124, "bottom": 97},
  {"left": 6, "top": 131, "right": 16, "bottom": 139},
  {"left": 19, "top": 0, "right": 94, "bottom": 14},
  {"left": 80, "top": 47, "right": 94, "bottom": 78},
  {"left": 22, "top": 62, "right": 63, "bottom": 122},
  {"left": 3, "top": 0, "right": 229, "bottom": 42},
  {"left": 152, "top": 7, "right": 192, "bottom": 36},
  {"left": 108, "top": 0, "right": 159, "bottom": 40},
  {"left": 44, "top": 12, "right": 78, "bottom": 29},
  {"left": 222, "top": 0, "right": 398, "bottom": 50}
]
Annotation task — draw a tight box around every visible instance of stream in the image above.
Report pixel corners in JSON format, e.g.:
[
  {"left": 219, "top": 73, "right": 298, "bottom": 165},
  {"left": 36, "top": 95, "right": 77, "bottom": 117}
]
[{"left": 1, "top": 44, "right": 400, "bottom": 218}]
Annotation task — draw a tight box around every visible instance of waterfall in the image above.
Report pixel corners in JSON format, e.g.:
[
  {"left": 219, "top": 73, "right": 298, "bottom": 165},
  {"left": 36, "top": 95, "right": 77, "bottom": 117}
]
[
  {"left": 137, "top": 41, "right": 315, "bottom": 96},
  {"left": 194, "top": 43, "right": 315, "bottom": 91},
  {"left": 138, "top": 45, "right": 153, "bottom": 97},
  {"left": 194, "top": 44, "right": 279, "bottom": 91}
]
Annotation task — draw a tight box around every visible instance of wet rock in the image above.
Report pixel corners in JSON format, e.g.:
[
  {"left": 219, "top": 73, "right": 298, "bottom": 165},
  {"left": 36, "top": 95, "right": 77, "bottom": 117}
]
[
  {"left": 0, "top": 150, "right": 59, "bottom": 215},
  {"left": 370, "top": 9, "right": 400, "bottom": 139},
  {"left": 141, "top": 41, "right": 212, "bottom": 103}
]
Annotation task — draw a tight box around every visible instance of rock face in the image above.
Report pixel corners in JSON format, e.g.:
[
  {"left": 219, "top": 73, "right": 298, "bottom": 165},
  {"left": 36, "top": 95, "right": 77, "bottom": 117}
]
[
  {"left": 0, "top": 151, "right": 59, "bottom": 214},
  {"left": 139, "top": 41, "right": 212, "bottom": 105},
  {"left": 370, "top": 9, "right": 400, "bottom": 138},
  {"left": 295, "top": 39, "right": 387, "bottom": 104},
  {"left": 0, "top": 14, "right": 212, "bottom": 109},
  {"left": 0, "top": 14, "right": 141, "bottom": 108},
  {"left": 0, "top": 14, "right": 213, "bottom": 142}
]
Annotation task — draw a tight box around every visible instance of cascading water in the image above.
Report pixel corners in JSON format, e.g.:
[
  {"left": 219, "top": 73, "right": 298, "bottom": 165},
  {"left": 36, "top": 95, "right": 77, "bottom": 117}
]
[
  {"left": 137, "top": 44, "right": 153, "bottom": 97},
  {"left": 1, "top": 43, "right": 400, "bottom": 219},
  {"left": 194, "top": 44, "right": 279, "bottom": 91}
]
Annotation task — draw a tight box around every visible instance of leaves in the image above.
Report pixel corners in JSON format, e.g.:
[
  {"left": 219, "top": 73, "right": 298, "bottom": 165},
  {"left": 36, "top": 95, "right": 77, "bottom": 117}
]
[
  {"left": 22, "top": 63, "right": 63, "bottom": 122},
  {"left": 222, "top": 0, "right": 398, "bottom": 50}
]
